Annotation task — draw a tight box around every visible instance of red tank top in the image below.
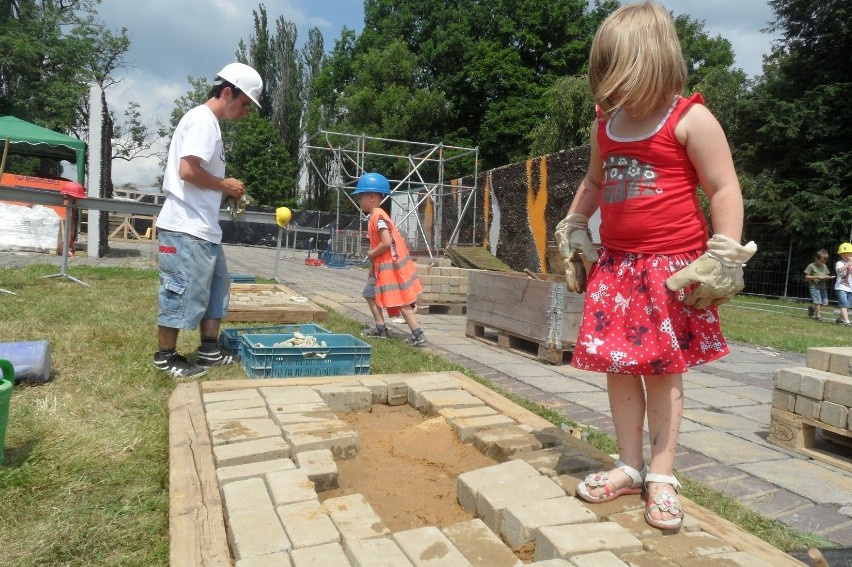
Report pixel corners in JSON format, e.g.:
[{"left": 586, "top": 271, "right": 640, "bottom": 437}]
[{"left": 597, "top": 93, "right": 708, "bottom": 254}]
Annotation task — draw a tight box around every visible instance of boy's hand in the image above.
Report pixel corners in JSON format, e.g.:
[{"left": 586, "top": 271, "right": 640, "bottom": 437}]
[
  {"left": 555, "top": 213, "right": 598, "bottom": 293},
  {"left": 665, "top": 235, "right": 757, "bottom": 308}
]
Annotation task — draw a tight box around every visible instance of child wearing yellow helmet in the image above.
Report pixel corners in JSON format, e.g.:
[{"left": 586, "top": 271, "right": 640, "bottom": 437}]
[{"left": 835, "top": 243, "right": 852, "bottom": 326}]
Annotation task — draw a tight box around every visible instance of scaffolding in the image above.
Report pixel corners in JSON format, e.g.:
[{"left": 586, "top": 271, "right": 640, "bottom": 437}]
[{"left": 302, "top": 131, "right": 479, "bottom": 258}]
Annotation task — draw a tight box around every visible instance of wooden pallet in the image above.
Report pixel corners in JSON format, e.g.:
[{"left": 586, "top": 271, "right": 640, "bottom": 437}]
[
  {"left": 466, "top": 320, "right": 573, "bottom": 365},
  {"left": 768, "top": 408, "right": 852, "bottom": 473},
  {"left": 415, "top": 303, "right": 467, "bottom": 316}
]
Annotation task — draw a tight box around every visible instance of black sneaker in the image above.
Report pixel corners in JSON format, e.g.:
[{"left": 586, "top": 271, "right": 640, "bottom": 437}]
[
  {"left": 153, "top": 352, "right": 207, "bottom": 379},
  {"left": 361, "top": 327, "right": 389, "bottom": 338},
  {"left": 196, "top": 348, "right": 239, "bottom": 367},
  {"left": 404, "top": 333, "right": 426, "bottom": 347}
]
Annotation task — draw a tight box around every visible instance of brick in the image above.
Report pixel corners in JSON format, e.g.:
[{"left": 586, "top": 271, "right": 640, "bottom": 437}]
[
  {"left": 771, "top": 389, "right": 797, "bottom": 412},
  {"left": 569, "top": 551, "right": 630, "bottom": 567},
  {"left": 618, "top": 552, "right": 679, "bottom": 567},
  {"left": 235, "top": 551, "right": 293, "bottom": 567},
  {"left": 819, "top": 401, "right": 849, "bottom": 429},
  {"left": 457, "top": 460, "right": 540, "bottom": 513},
  {"left": 272, "top": 410, "right": 338, "bottom": 426},
  {"left": 527, "top": 561, "right": 572, "bottom": 567},
  {"left": 535, "top": 522, "right": 642, "bottom": 561},
  {"left": 313, "top": 384, "right": 373, "bottom": 412},
  {"left": 266, "top": 468, "right": 317, "bottom": 506},
  {"left": 209, "top": 418, "right": 281, "bottom": 446},
  {"left": 205, "top": 406, "right": 270, "bottom": 421},
  {"left": 287, "top": 428, "right": 359, "bottom": 460},
  {"left": 500, "top": 496, "right": 597, "bottom": 548},
  {"left": 825, "top": 348, "right": 852, "bottom": 377},
  {"left": 270, "top": 402, "right": 329, "bottom": 414},
  {"left": 260, "top": 386, "right": 325, "bottom": 406},
  {"left": 473, "top": 426, "right": 540, "bottom": 460},
  {"left": 384, "top": 377, "right": 409, "bottom": 405},
  {"left": 826, "top": 376, "right": 852, "bottom": 407},
  {"left": 419, "top": 389, "right": 485, "bottom": 417},
  {"left": 806, "top": 348, "right": 833, "bottom": 372},
  {"left": 442, "top": 519, "right": 522, "bottom": 567},
  {"left": 276, "top": 499, "right": 340, "bottom": 548},
  {"left": 794, "top": 395, "right": 822, "bottom": 419},
  {"left": 451, "top": 415, "right": 517, "bottom": 442},
  {"left": 774, "top": 367, "right": 832, "bottom": 397},
  {"left": 607, "top": 508, "right": 701, "bottom": 539},
  {"left": 290, "top": 542, "right": 350, "bottom": 566},
  {"left": 221, "top": 477, "right": 291, "bottom": 560},
  {"left": 642, "top": 532, "right": 736, "bottom": 559},
  {"left": 392, "top": 526, "right": 473, "bottom": 566},
  {"left": 683, "top": 551, "right": 772, "bottom": 566},
  {"left": 489, "top": 433, "right": 543, "bottom": 462},
  {"left": 476, "top": 475, "right": 566, "bottom": 533},
  {"left": 358, "top": 376, "right": 389, "bottom": 404},
  {"left": 294, "top": 448, "right": 338, "bottom": 491},
  {"left": 438, "top": 406, "right": 498, "bottom": 421},
  {"left": 217, "top": 458, "right": 296, "bottom": 486},
  {"left": 344, "top": 537, "right": 414, "bottom": 566},
  {"left": 324, "top": 494, "right": 390, "bottom": 541},
  {"left": 213, "top": 436, "right": 290, "bottom": 467},
  {"left": 508, "top": 447, "right": 602, "bottom": 478},
  {"left": 406, "top": 377, "right": 461, "bottom": 409},
  {"left": 205, "top": 396, "right": 267, "bottom": 413},
  {"left": 203, "top": 388, "right": 262, "bottom": 404},
  {"left": 280, "top": 419, "right": 348, "bottom": 437}
]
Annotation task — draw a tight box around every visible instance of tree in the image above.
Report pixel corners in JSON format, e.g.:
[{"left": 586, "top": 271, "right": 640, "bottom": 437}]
[{"left": 226, "top": 113, "right": 297, "bottom": 207}]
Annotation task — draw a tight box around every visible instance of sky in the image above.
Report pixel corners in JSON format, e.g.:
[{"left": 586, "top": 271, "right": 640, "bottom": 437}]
[{"left": 93, "top": 0, "right": 779, "bottom": 187}]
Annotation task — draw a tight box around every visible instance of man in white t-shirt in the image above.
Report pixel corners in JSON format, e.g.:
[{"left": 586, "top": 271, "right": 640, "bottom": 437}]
[{"left": 153, "top": 62, "right": 263, "bottom": 379}]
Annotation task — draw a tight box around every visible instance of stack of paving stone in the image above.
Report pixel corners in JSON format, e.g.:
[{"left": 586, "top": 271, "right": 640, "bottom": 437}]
[
  {"left": 769, "top": 346, "right": 852, "bottom": 465},
  {"left": 414, "top": 258, "right": 470, "bottom": 310},
  {"left": 185, "top": 371, "right": 791, "bottom": 566}
]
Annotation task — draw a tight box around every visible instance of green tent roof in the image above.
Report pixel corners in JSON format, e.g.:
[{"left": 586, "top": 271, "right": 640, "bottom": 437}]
[{"left": 0, "top": 116, "right": 86, "bottom": 183}]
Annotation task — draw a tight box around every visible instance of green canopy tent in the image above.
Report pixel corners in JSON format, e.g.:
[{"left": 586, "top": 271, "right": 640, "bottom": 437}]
[{"left": 0, "top": 116, "right": 85, "bottom": 183}]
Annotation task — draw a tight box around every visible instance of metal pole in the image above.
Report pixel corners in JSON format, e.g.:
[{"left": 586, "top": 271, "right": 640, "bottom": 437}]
[
  {"left": 783, "top": 237, "right": 792, "bottom": 299},
  {"left": 43, "top": 197, "right": 89, "bottom": 286},
  {"left": 273, "top": 227, "right": 283, "bottom": 282}
]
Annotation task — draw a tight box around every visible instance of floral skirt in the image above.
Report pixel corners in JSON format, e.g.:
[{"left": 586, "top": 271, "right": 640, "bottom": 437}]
[{"left": 571, "top": 248, "right": 728, "bottom": 375}]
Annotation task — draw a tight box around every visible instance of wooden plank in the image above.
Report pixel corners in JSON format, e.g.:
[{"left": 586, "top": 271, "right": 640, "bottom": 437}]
[
  {"left": 445, "top": 245, "right": 513, "bottom": 272},
  {"left": 169, "top": 383, "right": 231, "bottom": 567}
]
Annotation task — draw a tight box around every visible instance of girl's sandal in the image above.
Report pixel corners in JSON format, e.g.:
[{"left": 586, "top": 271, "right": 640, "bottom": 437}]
[
  {"left": 644, "top": 473, "right": 684, "bottom": 531},
  {"left": 577, "top": 460, "right": 647, "bottom": 503}
]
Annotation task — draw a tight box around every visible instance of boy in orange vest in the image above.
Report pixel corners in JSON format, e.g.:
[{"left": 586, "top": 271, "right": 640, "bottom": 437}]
[{"left": 354, "top": 172, "right": 426, "bottom": 346}]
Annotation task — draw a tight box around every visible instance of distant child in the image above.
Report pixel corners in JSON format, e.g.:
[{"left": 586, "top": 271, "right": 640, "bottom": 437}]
[
  {"left": 554, "top": 2, "right": 755, "bottom": 531},
  {"left": 835, "top": 243, "right": 852, "bottom": 326},
  {"left": 804, "top": 249, "right": 831, "bottom": 320},
  {"left": 354, "top": 172, "right": 426, "bottom": 346}
]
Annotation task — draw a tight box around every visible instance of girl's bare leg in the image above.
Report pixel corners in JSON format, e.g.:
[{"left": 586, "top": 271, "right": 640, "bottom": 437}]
[{"left": 644, "top": 372, "right": 684, "bottom": 522}]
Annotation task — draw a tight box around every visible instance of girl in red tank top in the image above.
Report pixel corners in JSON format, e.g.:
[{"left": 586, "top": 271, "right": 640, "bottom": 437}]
[{"left": 553, "top": 2, "right": 756, "bottom": 531}]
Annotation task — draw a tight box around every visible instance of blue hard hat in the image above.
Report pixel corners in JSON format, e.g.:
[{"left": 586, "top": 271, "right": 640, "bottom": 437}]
[{"left": 352, "top": 172, "right": 391, "bottom": 196}]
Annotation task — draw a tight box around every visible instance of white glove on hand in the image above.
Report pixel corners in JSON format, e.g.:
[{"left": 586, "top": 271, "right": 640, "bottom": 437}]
[
  {"left": 665, "top": 234, "right": 757, "bottom": 309},
  {"left": 554, "top": 213, "right": 599, "bottom": 293}
]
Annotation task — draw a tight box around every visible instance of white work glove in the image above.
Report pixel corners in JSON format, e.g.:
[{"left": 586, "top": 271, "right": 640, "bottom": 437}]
[
  {"left": 554, "top": 213, "right": 599, "bottom": 293},
  {"left": 665, "top": 234, "right": 757, "bottom": 309}
]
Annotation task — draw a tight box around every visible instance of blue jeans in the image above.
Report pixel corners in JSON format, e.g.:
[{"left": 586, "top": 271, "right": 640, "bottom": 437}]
[{"left": 157, "top": 229, "right": 230, "bottom": 330}]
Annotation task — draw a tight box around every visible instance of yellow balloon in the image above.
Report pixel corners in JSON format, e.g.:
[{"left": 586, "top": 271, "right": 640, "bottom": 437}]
[{"left": 276, "top": 206, "right": 292, "bottom": 227}]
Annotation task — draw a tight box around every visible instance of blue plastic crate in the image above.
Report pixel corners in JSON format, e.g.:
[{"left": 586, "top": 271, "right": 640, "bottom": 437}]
[
  {"left": 219, "top": 324, "right": 331, "bottom": 355},
  {"left": 229, "top": 273, "right": 256, "bottom": 283},
  {"left": 240, "top": 333, "right": 372, "bottom": 378}
]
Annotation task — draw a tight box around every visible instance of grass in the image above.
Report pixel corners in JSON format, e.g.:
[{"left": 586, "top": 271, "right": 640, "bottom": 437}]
[{"left": 0, "top": 265, "right": 835, "bottom": 564}]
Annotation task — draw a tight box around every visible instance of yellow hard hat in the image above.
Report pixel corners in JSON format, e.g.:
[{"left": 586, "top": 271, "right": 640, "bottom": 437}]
[
  {"left": 276, "top": 206, "right": 292, "bottom": 228},
  {"left": 839, "top": 242, "right": 852, "bottom": 254}
]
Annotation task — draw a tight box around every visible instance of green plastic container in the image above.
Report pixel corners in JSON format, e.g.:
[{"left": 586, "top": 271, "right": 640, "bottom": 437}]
[{"left": 0, "top": 359, "right": 14, "bottom": 464}]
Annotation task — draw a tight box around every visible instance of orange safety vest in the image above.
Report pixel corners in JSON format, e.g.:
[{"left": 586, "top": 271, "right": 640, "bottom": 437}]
[{"left": 368, "top": 208, "right": 422, "bottom": 308}]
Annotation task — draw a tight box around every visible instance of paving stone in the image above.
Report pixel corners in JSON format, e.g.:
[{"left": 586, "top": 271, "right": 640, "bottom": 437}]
[
  {"left": 794, "top": 395, "right": 822, "bottom": 419},
  {"left": 682, "top": 409, "right": 766, "bottom": 431},
  {"left": 826, "top": 375, "right": 852, "bottom": 406},
  {"left": 673, "top": 451, "right": 716, "bottom": 471},
  {"left": 527, "top": 560, "right": 572, "bottom": 567},
  {"left": 438, "top": 406, "right": 498, "bottom": 421},
  {"left": 568, "top": 551, "right": 629, "bottom": 566},
  {"left": 500, "top": 496, "right": 597, "bottom": 548},
  {"left": 276, "top": 499, "right": 340, "bottom": 549},
  {"left": 677, "top": 431, "right": 783, "bottom": 465},
  {"left": 272, "top": 410, "right": 338, "bottom": 426},
  {"left": 442, "top": 519, "right": 523, "bottom": 567},
  {"left": 642, "top": 532, "right": 735, "bottom": 559},
  {"left": 472, "top": 425, "right": 540, "bottom": 460},
  {"left": 741, "top": 489, "right": 812, "bottom": 519},
  {"left": 717, "top": 385, "right": 774, "bottom": 404},
  {"left": 221, "top": 477, "right": 291, "bottom": 561},
  {"left": 456, "top": 459, "right": 540, "bottom": 513},
  {"left": 419, "top": 389, "right": 484, "bottom": 417},
  {"left": 677, "top": 551, "right": 775, "bottom": 566},
  {"left": 324, "top": 494, "right": 390, "bottom": 541},
  {"left": 392, "top": 526, "right": 473, "bottom": 566},
  {"left": 290, "top": 541, "right": 350, "bottom": 566},
  {"left": 676, "top": 463, "right": 748, "bottom": 485},
  {"left": 358, "top": 376, "right": 389, "bottom": 404},
  {"left": 260, "top": 386, "right": 325, "bottom": 406},
  {"left": 205, "top": 406, "right": 270, "bottom": 421},
  {"left": 217, "top": 458, "right": 296, "bottom": 487},
  {"left": 820, "top": 522, "right": 852, "bottom": 547},
  {"left": 451, "top": 415, "right": 517, "bottom": 443},
  {"left": 490, "top": 431, "right": 544, "bottom": 462},
  {"left": 776, "top": 504, "right": 852, "bottom": 534},
  {"left": 235, "top": 551, "right": 293, "bottom": 567},
  {"left": 682, "top": 387, "right": 757, "bottom": 408},
  {"left": 738, "top": 459, "right": 852, "bottom": 505},
  {"left": 534, "top": 522, "right": 642, "bottom": 561},
  {"left": 294, "top": 448, "right": 338, "bottom": 491},
  {"left": 617, "top": 551, "right": 679, "bottom": 567},
  {"left": 314, "top": 384, "right": 373, "bottom": 412},
  {"left": 384, "top": 377, "right": 409, "bottom": 405},
  {"left": 203, "top": 388, "right": 263, "bottom": 404},
  {"left": 344, "top": 537, "right": 414, "bottom": 566},
  {"left": 287, "top": 427, "right": 360, "bottom": 460},
  {"left": 406, "top": 378, "right": 461, "bottom": 409},
  {"left": 209, "top": 418, "right": 282, "bottom": 446},
  {"left": 706, "top": 475, "right": 777, "bottom": 500},
  {"left": 280, "top": 418, "right": 349, "bottom": 436},
  {"left": 205, "top": 396, "right": 267, "bottom": 413},
  {"left": 508, "top": 447, "right": 601, "bottom": 478},
  {"left": 607, "top": 508, "right": 700, "bottom": 539},
  {"left": 266, "top": 468, "right": 317, "bottom": 506},
  {"left": 476, "top": 475, "right": 567, "bottom": 533},
  {"left": 554, "top": 477, "right": 646, "bottom": 517},
  {"left": 269, "top": 402, "right": 329, "bottom": 415},
  {"left": 819, "top": 401, "right": 849, "bottom": 429},
  {"left": 213, "top": 436, "right": 290, "bottom": 467},
  {"left": 772, "top": 389, "right": 797, "bottom": 412}
]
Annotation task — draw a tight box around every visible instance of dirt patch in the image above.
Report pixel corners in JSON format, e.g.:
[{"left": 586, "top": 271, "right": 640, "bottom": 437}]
[{"left": 318, "top": 404, "right": 496, "bottom": 532}]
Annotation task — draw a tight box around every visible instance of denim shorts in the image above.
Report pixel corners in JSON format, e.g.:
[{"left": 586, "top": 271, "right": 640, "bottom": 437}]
[
  {"left": 809, "top": 287, "right": 829, "bottom": 305},
  {"left": 362, "top": 273, "right": 377, "bottom": 299},
  {"left": 157, "top": 229, "right": 230, "bottom": 329},
  {"left": 838, "top": 290, "right": 851, "bottom": 309}
]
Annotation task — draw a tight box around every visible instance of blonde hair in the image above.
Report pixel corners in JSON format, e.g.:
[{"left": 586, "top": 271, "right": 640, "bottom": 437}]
[{"left": 588, "top": 1, "right": 687, "bottom": 119}]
